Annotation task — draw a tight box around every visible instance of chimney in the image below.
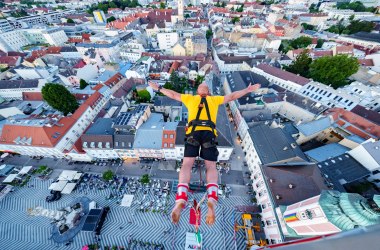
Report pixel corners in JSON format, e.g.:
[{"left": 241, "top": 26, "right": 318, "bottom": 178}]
[{"left": 289, "top": 184, "right": 294, "bottom": 189}]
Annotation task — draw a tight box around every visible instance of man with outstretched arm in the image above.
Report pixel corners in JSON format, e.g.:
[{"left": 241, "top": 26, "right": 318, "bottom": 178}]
[{"left": 148, "top": 81, "right": 260, "bottom": 225}]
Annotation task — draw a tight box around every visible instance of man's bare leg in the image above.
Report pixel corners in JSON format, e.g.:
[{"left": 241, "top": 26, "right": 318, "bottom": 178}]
[
  {"left": 205, "top": 160, "right": 218, "bottom": 225},
  {"left": 171, "top": 157, "right": 196, "bottom": 224}
]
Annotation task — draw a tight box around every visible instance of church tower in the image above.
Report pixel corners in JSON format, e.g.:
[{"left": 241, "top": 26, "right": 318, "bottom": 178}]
[{"left": 178, "top": 0, "right": 184, "bottom": 21}]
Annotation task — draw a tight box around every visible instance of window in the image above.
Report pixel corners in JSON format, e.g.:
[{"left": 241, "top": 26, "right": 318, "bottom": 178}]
[
  {"left": 164, "top": 134, "right": 168, "bottom": 138},
  {"left": 164, "top": 143, "right": 168, "bottom": 147},
  {"left": 170, "top": 134, "right": 174, "bottom": 138},
  {"left": 115, "top": 142, "right": 119, "bottom": 147},
  {"left": 327, "top": 93, "right": 332, "bottom": 97},
  {"left": 262, "top": 204, "right": 266, "bottom": 209},
  {"left": 170, "top": 143, "right": 173, "bottom": 147}
]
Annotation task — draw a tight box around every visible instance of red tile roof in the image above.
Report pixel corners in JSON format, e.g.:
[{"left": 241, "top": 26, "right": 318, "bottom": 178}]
[
  {"left": 73, "top": 60, "right": 86, "bottom": 69},
  {"left": 326, "top": 107, "right": 380, "bottom": 139},
  {"left": 22, "top": 92, "right": 43, "bottom": 101},
  {"left": 256, "top": 64, "right": 310, "bottom": 86},
  {"left": 0, "top": 56, "right": 20, "bottom": 67},
  {"left": 358, "top": 59, "right": 374, "bottom": 66},
  {"left": 103, "top": 73, "right": 124, "bottom": 87}
]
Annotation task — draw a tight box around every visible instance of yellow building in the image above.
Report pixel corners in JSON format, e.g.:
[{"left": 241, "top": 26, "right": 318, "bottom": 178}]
[{"left": 172, "top": 43, "right": 186, "bottom": 56}]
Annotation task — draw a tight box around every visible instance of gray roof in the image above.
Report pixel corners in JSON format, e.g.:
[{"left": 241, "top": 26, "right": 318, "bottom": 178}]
[
  {"left": 296, "top": 117, "right": 332, "bottom": 136},
  {"left": 81, "top": 118, "right": 114, "bottom": 148},
  {"left": 263, "top": 164, "right": 328, "bottom": 207},
  {"left": 248, "top": 123, "right": 309, "bottom": 165},
  {"left": 215, "top": 105, "right": 233, "bottom": 147},
  {"left": 226, "top": 71, "right": 269, "bottom": 105},
  {"left": 349, "top": 32, "right": 380, "bottom": 43},
  {"left": 362, "top": 140, "right": 380, "bottom": 165},
  {"left": 164, "top": 122, "right": 178, "bottom": 131},
  {"left": 134, "top": 113, "right": 164, "bottom": 149},
  {"left": 154, "top": 96, "right": 182, "bottom": 107},
  {"left": 241, "top": 108, "right": 273, "bottom": 123},
  {"left": 0, "top": 80, "right": 39, "bottom": 89},
  {"left": 305, "top": 143, "right": 350, "bottom": 162},
  {"left": 85, "top": 118, "right": 114, "bottom": 135},
  {"left": 175, "top": 121, "right": 187, "bottom": 146},
  {"left": 60, "top": 47, "right": 78, "bottom": 52},
  {"left": 114, "top": 131, "right": 135, "bottom": 149},
  {"left": 317, "top": 154, "right": 370, "bottom": 192}
]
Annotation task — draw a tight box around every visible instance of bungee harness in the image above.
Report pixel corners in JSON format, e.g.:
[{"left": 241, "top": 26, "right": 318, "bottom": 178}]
[{"left": 185, "top": 96, "right": 217, "bottom": 148}]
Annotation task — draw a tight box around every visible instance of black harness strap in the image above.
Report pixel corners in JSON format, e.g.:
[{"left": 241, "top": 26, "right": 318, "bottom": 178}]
[{"left": 186, "top": 96, "right": 217, "bottom": 148}]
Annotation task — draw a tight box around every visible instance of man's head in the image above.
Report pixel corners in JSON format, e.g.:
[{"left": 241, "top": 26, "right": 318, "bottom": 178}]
[{"left": 197, "top": 83, "right": 209, "bottom": 97}]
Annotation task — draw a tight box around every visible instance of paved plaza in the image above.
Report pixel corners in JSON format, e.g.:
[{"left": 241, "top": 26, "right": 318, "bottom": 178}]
[{"left": 0, "top": 175, "right": 253, "bottom": 250}]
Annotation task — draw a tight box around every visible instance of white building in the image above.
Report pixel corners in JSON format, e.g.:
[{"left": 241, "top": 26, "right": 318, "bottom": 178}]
[
  {"left": 0, "top": 30, "right": 29, "bottom": 52},
  {"left": 0, "top": 86, "right": 111, "bottom": 158},
  {"left": 299, "top": 81, "right": 380, "bottom": 111},
  {"left": 0, "top": 79, "right": 46, "bottom": 101},
  {"left": 120, "top": 41, "right": 146, "bottom": 63},
  {"left": 24, "top": 28, "right": 68, "bottom": 46},
  {"left": 349, "top": 139, "right": 380, "bottom": 187},
  {"left": 252, "top": 64, "right": 311, "bottom": 92},
  {"left": 157, "top": 32, "right": 179, "bottom": 52}
]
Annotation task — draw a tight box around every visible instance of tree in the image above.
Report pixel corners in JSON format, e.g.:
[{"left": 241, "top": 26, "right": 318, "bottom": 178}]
[
  {"left": 170, "top": 71, "right": 181, "bottom": 91},
  {"left": 140, "top": 174, "right": 150, "bottom": 184},
  {"left": 163, "top": 82, "right": 174, "bottom": 90},
  {"left": 346, "top": 20, "right": 375, "bottom": 34},
  {"left": 301, "top": 23, "right": 315, "bottom": 31},
  {"left": 215, "top": 1, "right": 221, "bottom": 7},
  {"left": 309, "top": 3, "right": 319, "bottom": 13},
  {"left": 309, "top": 55, "right": 359, "bottom": 88},
  {"left": 290, "top": 36, "right": 313, "bottom": 49},
  {"left": 236, "top": 4, "right": 244, "bottom": 12},
  {"left": 231, "top": 17, "right": 240, "bottom": 24},
  {"left": 316, "top": 39, "right": 324, "bottom": 48},
  {"left": 41, "top": 83, "right": 79, "bottom": 115},
  {"left": 185, "top": 13, "right": 190, "bottom": 18},
  {"left": 160, "top": 2, "right": 165, "bottom": 9},
  {"left": 195, "top": 75, "right": 205, "bottom": 86},
  {"left": 137, "top": 89, "right": 151, "bottom": 102},
  {"left": 337, "top": 1, "right": 375, "bottom": 12},
  {"left": 79, "top": 79, "right": 88, "bottom": 89},
  {"left": 107, "top": 16, "right": 116, "bottom": 23},
  {"left": 221, "top": 1, "right": 226, "bottom": 7},
  {"left": 284, "top": 50, "right": 312, "bottom": 78},
  {"left": 206, "top": 29, "right": 213, "bottom": 40},
  {"left": 103, "top": 170, "right": 114, "bottom": 181}
]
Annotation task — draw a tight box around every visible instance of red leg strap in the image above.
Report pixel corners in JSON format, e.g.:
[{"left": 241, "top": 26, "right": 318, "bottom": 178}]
[
  {"left": 207, "top": 183, "right": 218, "bottom": 203},
  {"left": 175, "top": 183, "right": 189, "bottom": 204}
]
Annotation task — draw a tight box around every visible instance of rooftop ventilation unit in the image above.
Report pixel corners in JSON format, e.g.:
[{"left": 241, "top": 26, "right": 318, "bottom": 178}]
[
  {"left": 276, "top": 195, "right": 281, "bottom": 200},
  {"left": 289, "top": 184, "right": 295, "bottom": 189}
]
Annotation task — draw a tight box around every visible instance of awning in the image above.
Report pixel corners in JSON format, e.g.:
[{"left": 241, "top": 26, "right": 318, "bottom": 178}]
[
  {"left": 48, "top": 180, "right": 68, "bottom": 191},
  {"left": 19, "top": 166, "right": 33, "bottom": 175},
  {"left": 73, "top": 172, "right": 82, "bottom": 180},
  {"left": 2, "top": 174, "right": 17, "bottom": 183},
  {"left": 58, "top": 170, "right": 78, "bottom": 181},
  {"left": 61, "top": 183, "right": 77, "bottom": 194},
  {"left": 121, "top": 194, "right": 134, "bottom": 207}
]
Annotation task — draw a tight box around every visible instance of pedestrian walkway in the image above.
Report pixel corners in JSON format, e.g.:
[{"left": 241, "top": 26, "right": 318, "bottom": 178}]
[{"left": 0, "top": 177, "right": 252, "bottom": 250}]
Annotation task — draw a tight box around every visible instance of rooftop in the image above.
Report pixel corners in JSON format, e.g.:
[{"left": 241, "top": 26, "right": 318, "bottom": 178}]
[
  {"left": 317, "top": 154, "right": 370, "bottom": 192},
  {"left": 248, "top": 123, "right": 309, "bottom": 166},
  {"left": 263, "top": 164, "right": 328, "bottom": 207},
  {"left": 154, "top": 96, "right": 182, "bottom": 107},
  {"left": 256, "top": 64, "right": 311, "bottom": 86},
  {"left": 305, "top": 143, "right": 350, "bottom": 162},
  {"left": 133, "top": 113, "right": 164, "bottom": 149},
  {"left": 84, "top": 118, "right": 114, "bottom": 135},
  {"left": 296, "top": 117, "right": 332, "bottom": 137}
]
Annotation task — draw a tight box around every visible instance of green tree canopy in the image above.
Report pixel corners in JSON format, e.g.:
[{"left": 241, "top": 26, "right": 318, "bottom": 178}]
[
  {"left": 337, "top": 1, "right": 375, "bottom": 12},
  {"left": 309, "top": 55, "right": 359, "bottom": 88},
  {"left": 206, "top": 29, "right": 213, "bottom": 39},
  {"left": 137, "top": 89, "right": 151, "bottom": 102},
  {"left": 41, "top": 83, "right": 79, "bottom": 115},
  {"left": 103, "top": 170, "right": 114, "bottom": 181},
  {"left": 160, "top": 2, "right": 165, "bottom": 9},
  {"left": 284, "top": 50, "right": 312, "bottom": 78},
  {"left": 316, "top": 39, "right": 324, "bottom": 48},
  {"left": 231, "top": 17, "right": 240, "bottom": 24},
  {"left": 328, "top": 19, "right": 375, "bottom": 35},
  {"left": 79, "top": 79, "right": 88, "bottom": 90},
  {"left": 107, "top": 16, "right": 116, "bottom": 23},
  {"left": 309, "top": 3, "right": 319, "bottom": 13},
  {"left": 140, "top": 174, "right": 150, "bottom": 184},
  {"left": 290, "top": 36, "right": 313, "bottom": 49}
]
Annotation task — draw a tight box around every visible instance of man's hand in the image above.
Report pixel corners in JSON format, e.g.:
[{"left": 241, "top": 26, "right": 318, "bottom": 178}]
[
  {"left": 148, "top": 81, "right": 159, "bottom": 91},
  {"left": 246, "top": 83, "right": 261, "bottom": 93}
]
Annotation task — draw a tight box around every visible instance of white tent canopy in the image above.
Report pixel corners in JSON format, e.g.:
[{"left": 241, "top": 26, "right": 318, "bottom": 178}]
[
  {"left": 2, "top": 174, "right": 17, "bottom": 183},
  {"left": 73, "top": 172, "right": 82, "bottom": 180},
  {"left": 58, "top": 170, "right": 78, "bottom": 181},
  {"left": 19, "top": 166, "right": 33, "bottom": 175},
  {"left": 61, "top": 183, "right": 77, "bottom": 194},
  {"left": 121, "top": 194, "right": 134, "bottom": 207},
  {"left": 48, "top": 180, "right": 68, "bottom": 191}
]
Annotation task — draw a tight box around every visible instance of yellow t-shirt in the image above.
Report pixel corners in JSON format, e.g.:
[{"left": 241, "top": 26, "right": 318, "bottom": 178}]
[{"left": 181, "top": 94, "right": 225, "bottom": 135}]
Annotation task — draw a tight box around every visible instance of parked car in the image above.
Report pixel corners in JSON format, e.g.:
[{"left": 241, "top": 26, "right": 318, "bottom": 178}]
[{"left": 46, "top": 191, "right": 61, "bottom": 202}]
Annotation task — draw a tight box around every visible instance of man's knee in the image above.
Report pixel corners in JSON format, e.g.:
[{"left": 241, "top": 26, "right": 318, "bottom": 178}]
[{"left": 182, "top": 157, "right": 196, "bottom": 168}]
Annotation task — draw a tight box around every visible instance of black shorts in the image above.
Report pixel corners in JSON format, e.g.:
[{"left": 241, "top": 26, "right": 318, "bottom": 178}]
[{"left": 184, "top": 130, "right": 219, "bottom": 161}]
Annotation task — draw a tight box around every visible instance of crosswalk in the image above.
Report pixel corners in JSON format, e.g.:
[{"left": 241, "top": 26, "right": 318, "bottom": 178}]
[{"left": 0, "top": 177, "right": 252, "bottom": 250}]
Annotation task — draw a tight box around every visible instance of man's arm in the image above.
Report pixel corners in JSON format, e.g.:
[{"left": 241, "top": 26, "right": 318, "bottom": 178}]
[
  {"left": 223, "top": 83, "right": 260, "bottom": 104},
  {"left": 148, "top": 81, "right": 182, "bottom": 102}
]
